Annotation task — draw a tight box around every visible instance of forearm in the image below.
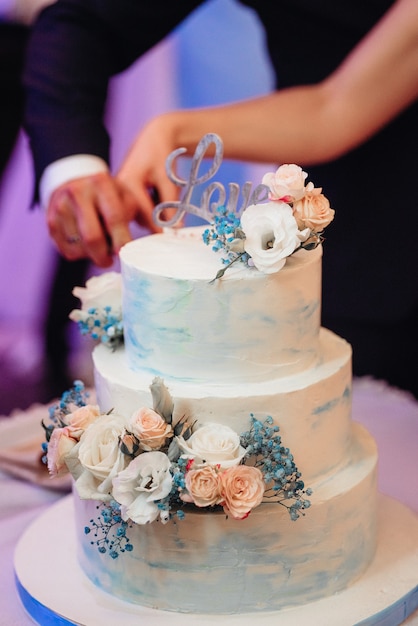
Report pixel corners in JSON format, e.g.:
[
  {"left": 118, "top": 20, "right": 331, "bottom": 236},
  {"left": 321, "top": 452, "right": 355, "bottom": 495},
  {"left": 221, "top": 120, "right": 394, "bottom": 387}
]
[
  {"left": 160, "top": 87, "right": 334, "bottom": 166},
  {"left": 160, "top": 0, "right": 418, "bottom": 166}
]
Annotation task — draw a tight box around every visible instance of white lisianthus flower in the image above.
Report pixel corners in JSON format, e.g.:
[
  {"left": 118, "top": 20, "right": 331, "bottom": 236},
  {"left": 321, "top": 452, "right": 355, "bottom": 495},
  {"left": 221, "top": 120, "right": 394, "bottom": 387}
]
[
  {"left": 112, "top": 451, "right": 173, "bottom": 524},
  {"left": 69, "top": 271, "right": 122, "bottom": 322},
  {"left": 240, "top": 201, "right": 302, "bottom": 273},
  {"left": 262, "top": 164, "right": 307, "bottom": 202},
  {"left": 177, "top": 423, "right": 246, "bottom": 470},
  {"left": 73, "top": 412, "right": 129, "bottom": 501}
]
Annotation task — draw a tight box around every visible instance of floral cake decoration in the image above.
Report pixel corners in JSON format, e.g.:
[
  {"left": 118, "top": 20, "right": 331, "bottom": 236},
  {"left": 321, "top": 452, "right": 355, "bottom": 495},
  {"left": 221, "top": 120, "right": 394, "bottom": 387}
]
[
  {"left": 42, "top": 379, "right": 311, "bottom": 557},
  {"left": 151, "top": 133, "right": 335, "bottom": 278},
  {"left": 69, "top": 271, "right": 123, "bottom": 349},
  {"left": 203, "top": 163, "right": 335, "bottom": 279}
]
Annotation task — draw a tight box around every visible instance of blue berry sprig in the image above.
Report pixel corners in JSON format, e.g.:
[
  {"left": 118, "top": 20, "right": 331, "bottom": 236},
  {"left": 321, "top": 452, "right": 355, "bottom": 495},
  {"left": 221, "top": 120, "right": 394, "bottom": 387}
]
[
  {"left": 241, "top": 415, "right": 312, "bottom": 520},
  {"left": 74, "top": 306, "right": 123, "bottom": 349},
  {"left": 84, "top": 501, "right": 133, "bottom": 559}
]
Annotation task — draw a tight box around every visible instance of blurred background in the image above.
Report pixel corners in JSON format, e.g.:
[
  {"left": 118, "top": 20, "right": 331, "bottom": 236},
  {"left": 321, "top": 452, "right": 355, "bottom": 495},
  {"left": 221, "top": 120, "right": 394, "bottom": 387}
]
[{"left": 0, "top": 0, "right": 275, "bottom": 414}]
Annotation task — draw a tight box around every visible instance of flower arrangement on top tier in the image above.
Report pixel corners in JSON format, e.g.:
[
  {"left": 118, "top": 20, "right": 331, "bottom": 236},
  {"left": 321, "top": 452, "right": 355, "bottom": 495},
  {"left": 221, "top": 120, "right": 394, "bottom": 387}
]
[
  {"left": 69, "top": 271, "right": 124, "bottom": 349},
  {"left": 42, "top": 379, "right": 311, "bottom": 557},
  {"left": 203, "top": 164, "right": 335, "bottom": 279}
]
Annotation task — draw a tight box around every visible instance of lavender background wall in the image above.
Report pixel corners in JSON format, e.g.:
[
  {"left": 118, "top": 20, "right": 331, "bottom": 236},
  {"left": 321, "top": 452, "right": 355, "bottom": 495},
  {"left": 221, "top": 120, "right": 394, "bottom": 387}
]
[{"left": 0, "top": 0, "right": 273, "bottom": 404}]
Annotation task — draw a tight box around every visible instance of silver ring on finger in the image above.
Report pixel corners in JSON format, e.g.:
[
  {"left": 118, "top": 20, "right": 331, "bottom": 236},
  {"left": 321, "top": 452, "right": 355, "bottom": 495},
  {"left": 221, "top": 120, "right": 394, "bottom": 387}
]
[{"left": 66, "top": 234, "right": 81, "bottom": 244}]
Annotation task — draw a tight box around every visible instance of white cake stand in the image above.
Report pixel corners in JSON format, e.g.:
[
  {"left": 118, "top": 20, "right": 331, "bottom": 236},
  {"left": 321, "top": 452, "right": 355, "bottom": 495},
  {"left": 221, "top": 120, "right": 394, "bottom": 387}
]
[{"left": 14, "top": 494, "right": 418, "bottom": 626}]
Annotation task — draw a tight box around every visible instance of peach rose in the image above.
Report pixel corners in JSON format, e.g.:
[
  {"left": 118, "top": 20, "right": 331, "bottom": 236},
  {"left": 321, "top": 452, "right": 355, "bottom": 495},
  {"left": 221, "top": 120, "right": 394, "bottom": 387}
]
[
  {"left": 67, "top": 404, "right": 101, "bottom": 432},
  {"left": 47, "top": 426, "right": 79, "bottom": 477},
  {"left": 262, "top": 164, "right": 307, "bottom": 203},
  {"left": 182, "top": 465, "right": 223, "bottom": 507},
  {"left": 220, "top": 465, "right": 265, "bottom": 520},
  {"left": 293, "top": 183, "right": 335, "bottom": 232},
  {"left": 130, "top": 407, "right": 173, "bottom": 451}
]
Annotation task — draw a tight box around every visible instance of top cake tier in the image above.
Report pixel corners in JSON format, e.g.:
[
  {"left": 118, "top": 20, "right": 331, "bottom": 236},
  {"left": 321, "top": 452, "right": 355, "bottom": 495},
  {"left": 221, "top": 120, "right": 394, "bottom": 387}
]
[{"left": 120, "top": 226, "right": 322, "bottom": 384}]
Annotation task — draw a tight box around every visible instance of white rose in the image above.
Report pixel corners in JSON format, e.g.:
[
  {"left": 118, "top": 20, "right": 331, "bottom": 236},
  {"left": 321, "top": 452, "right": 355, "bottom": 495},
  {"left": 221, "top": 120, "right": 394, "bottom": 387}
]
[
  {"left": 74, "top": 412, "right": 129, "bottom": 501},
  {"left": 70, "top": 272, "right": 122, "bottom": 318},
  {"left": 112, "top": 451, "right": 173, "bottom": 524},
  {"left": 177, "top": 423, "right": 246, "bottom": 470},
  {"left": 262, "top": 164, "right": 307, "bottom": 202},
  {"left": 240, "top": 201, "right": 302, "bottom": 273}
]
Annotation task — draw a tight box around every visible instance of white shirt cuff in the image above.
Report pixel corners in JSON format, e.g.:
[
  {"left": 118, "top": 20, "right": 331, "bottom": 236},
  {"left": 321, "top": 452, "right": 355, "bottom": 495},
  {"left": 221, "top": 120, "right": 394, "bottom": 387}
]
[{"left": 39, "top": 154, "right": 109, "bottom": 210}]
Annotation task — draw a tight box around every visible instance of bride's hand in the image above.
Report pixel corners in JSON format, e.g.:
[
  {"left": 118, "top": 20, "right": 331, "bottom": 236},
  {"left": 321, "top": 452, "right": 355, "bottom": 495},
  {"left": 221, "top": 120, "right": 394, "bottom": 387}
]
[{"left": 116, "top": 115, "right": 181, "bottom": 223}]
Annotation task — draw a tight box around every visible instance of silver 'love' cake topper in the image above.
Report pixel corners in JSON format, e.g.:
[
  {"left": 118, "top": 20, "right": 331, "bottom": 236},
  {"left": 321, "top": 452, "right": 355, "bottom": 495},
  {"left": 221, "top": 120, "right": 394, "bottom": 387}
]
[{"left": 153, "top": 133, "right": 269, "bottom": 227}]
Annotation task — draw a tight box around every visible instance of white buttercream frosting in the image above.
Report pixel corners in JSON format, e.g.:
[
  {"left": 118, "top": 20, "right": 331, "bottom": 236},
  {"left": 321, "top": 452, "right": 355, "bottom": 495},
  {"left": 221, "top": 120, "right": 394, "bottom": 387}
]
[{"left": 120, "top": 227, "right": 322, "bottom": 383}]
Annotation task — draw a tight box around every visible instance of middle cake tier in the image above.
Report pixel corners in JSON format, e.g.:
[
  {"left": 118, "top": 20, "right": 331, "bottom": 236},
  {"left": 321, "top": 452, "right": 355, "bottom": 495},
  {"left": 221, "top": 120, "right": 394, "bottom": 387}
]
[{"left": 94, "top": 327, "right": 352, "bottom": 484}]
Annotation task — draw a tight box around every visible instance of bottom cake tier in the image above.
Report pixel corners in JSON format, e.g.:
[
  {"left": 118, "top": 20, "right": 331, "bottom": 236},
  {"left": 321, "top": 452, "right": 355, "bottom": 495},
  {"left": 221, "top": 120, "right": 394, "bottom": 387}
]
[{"left": 75, "top": 422, "right": 377, "bottom": 614}]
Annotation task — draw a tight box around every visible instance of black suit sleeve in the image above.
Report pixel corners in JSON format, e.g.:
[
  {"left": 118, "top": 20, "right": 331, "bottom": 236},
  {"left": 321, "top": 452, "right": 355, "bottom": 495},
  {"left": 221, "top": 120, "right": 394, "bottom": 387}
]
[{"left": 23, "top": 0, "right": 204, "bottom": 187}]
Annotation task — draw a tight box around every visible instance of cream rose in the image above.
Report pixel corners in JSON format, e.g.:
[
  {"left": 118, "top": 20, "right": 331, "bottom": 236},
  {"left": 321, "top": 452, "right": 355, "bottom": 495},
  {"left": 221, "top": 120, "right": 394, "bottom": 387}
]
[
  {"left": 293, "top": 183, "right": 335, "bottom": 232},
  {"left": 69, "top": 271, "right": 122, "bottom": 321},
  {"left": 74, "top": 412, "right": 129, "bottom": 500},
  {"left": 182, "top": 465, "right": 223, "bottom": 507},
  {"left": 240, "top": 201, "right": 302, "bottom": 273},
  {"left": 220, "top": 465, "right": 265, "bottom": 520},
  {"left": 112, "top": 451, "right": 173, "bottom": 524},
  {"left": 262, "top": 164, "right": 307, "bottom": 202},
  {"left": 177, "top": 423, "right": 245, "bottom": 470},
  {"left": 129, "top": 407, "right": 173, "bottom": 451}
]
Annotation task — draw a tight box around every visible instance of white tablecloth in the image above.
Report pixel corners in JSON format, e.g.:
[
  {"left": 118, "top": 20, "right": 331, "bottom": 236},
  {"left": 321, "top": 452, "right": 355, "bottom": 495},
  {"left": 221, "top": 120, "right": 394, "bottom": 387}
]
[{"left": 1, "top": 378, "right": 418, "bottom": 626}]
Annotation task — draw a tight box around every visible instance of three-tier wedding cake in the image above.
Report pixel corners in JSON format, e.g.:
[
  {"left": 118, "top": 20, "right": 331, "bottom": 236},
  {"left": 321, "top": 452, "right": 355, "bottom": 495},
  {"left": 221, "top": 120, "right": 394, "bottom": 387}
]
[{"left": 42, "top": 135, "right": 379, "bottom": 616}]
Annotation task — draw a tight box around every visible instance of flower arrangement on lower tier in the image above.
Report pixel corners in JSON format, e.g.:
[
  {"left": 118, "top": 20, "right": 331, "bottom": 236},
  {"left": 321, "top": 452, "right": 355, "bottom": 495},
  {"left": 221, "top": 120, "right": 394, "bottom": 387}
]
[
  {"left": 42, "top": 379, "right": 311, "bottom": 557},
  {"left": 203, "top": 164, "right": 335, "bottom": 279}
]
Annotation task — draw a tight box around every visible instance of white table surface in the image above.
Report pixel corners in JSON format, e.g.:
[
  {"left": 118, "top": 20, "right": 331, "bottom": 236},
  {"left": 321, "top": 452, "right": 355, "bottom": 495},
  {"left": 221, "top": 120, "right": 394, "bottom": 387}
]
[{"left": 1, "top": 378, "right": 418, "bottom": 626}]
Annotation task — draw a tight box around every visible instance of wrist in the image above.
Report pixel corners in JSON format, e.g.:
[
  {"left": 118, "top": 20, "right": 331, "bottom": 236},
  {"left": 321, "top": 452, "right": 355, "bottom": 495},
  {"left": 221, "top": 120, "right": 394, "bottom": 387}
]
[
  {"left": 39, "top": 155, "right": 109, "bottom": 210},
  {"left": 159, "top": 110, "right": 207, "bottom": 156}
]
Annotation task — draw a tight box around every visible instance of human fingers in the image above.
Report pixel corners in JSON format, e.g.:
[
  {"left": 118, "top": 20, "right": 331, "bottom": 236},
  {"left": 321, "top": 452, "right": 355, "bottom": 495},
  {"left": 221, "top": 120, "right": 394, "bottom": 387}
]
[
  {"left": 47, "top": 176, "right": 116, "bottom": 267},
  {"left": 88, "top": 175, "right": 140, "bottom": 257},
  {"left": 118, "top": 158, "right": 180, "bottom": 230}
]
